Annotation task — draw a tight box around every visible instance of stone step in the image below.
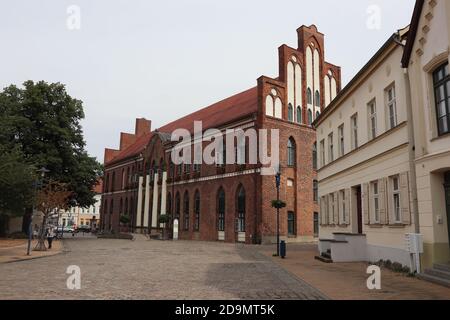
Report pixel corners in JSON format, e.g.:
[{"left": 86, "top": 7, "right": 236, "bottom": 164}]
[
  {"left": 314, "top": 255, "right": 333, "bottom": 263},
  {"left": 417, "top": 273, "right": 450, "bottom": 288},
  {"left": 434, "top": 263, "right": 450, "bottom": 273},
  {"left": 322, "top": 252, "right": 332, "bottom": 259},
  {"left": 424, "top": 268, "right": 450, "bottom": 281}
]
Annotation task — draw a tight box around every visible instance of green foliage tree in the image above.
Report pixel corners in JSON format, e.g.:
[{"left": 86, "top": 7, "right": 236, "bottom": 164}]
[{"left": 0, "top": 81, "right": 103, "bottom": 233}]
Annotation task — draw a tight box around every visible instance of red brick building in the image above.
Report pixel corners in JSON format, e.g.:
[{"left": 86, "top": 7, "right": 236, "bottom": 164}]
[{"left": 101, "top": 25, "right": 341, "bottom": 244}]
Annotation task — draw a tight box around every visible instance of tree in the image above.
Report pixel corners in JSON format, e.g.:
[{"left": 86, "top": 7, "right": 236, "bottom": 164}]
[
  {"left": 0, "top": 81, "right": 103, "bottom": 233},
  {"left": 34, "top": 181, "right": 72, "bottom": 251}
]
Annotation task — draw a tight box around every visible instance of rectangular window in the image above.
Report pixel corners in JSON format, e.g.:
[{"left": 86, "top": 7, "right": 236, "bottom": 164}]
[
  {"left": 372, "top": 181, "right": 380, "bottom": 223},
  {"left": 338, "top": 124, "right": 344, "bottom": 157},
  {"left": 392, "top": 176, "right": 401, "bottom": 223},
  {"left": 320, "top": 140, "right": 325, "bottom": 167},
  {"left": 368, "top": 100, "right": 377, "bottom": 140},
  {"left": 288, "top": 212, "right": 296, "bottom": 236},
  {"left": 313, "top": 180, "right": 318, "bottom": 202},
  {"left": 386, "top": 85, "right": 397, "bottom": 129},
  {"left": 340, "top": 190, "right": 346, "bottom": 224},
  {"left": 433, "top": 63, "right": 450, "bottom": 135},
  {"left": 351, "top": 113, "right": 358, "bottom": 150},
  {"left": 313, "top": 212, "right": 319, "bottom": 237},
  {"left": 330, "top": 193, "right": 335, "bottom": 224},
  {"left": 328, "top": 133, "right": 334, "bottom": 163}
]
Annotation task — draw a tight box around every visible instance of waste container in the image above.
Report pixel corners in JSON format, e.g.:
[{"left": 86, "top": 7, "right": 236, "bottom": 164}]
[{"left": 280, "top": 240, "right": 286, "bottom": 259}]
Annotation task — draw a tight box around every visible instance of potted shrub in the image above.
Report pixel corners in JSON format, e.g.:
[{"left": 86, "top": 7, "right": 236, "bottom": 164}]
[
  {"left": 158, "top": 214, "right": 171, "bottom": 240},
  {"left": 119, "top": 215, "right": 131, "bottom": 233},
  {"left": 271, "top": 200, "right": 286, "bottom": 209}
]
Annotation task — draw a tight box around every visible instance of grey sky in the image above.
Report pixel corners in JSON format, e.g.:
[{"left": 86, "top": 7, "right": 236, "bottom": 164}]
[{"left": 0, "top": 0, "right": 415, "bottom": 162}]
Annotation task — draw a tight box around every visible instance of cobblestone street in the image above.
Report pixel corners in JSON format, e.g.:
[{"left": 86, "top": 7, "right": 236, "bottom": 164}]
[{"left": 0, "top": 238, "right": 326, "bottom": 300}]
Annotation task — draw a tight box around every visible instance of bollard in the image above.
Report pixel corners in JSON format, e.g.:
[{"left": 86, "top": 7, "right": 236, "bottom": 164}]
[{"left": 280, "top": 240, "right": 286, "bottom": 259}]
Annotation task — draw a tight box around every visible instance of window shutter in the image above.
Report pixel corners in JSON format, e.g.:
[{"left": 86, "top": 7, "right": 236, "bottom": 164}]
[
  {"left": 387, "top": 177, "right": 395, "bottom": 225},
  {"left": 319, "top": 197, "right": 324, "bottom": 225},
  {"left": 345, "top": 189, "right": 351, "bottom": 225},
  {"left": 362, "top": 183, "right": 370, "bottom": 225},
  {"left": 334, "top": 192, "right": 339, "bottom": 225},
  {"left": 368, "top": 183, "right": 374, "bottom": 224},
  {"left": 400, "top": 172, "right": 411, "bottom": 225},
  {"left": 378, "top": 178, "right": 387, "bottom": 225},
  {"left": 328, "top": 194, "right": 334, "bottom": 224}
]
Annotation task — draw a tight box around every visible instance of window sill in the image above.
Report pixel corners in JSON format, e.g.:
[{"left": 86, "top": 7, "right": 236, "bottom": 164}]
[
  {"left": 388, "top": 224, "right": 406, "bottom": 228},
  {"left": 368, "top": 224, "right": 383, "bottom": 228},
  {"left": 430, "top": 131, "right": 450, "bottom": 142}
]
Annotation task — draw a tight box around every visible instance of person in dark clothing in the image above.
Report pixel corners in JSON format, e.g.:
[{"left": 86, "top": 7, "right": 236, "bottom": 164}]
[{"left": 46, "top": 227, "right": 55, "bottom": 249}]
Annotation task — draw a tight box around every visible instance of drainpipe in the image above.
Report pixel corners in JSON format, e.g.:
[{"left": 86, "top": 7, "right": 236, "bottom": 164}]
[
  {"left": 403, "top": 68, "right": 420, "bottom": 235},
  {"left": 394, "top": 31, "right": 420, "bottom": 235}
]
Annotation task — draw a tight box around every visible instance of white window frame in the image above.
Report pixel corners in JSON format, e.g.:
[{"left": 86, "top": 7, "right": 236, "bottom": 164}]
[
  {"left": 392, "top": 176, "right": 401, "bottom": 223},
  {"left": 328, "top": 133, "right": 334, "bottom": 163},
  {"left": 368, "top": 100, "right": 377, "bottom": 140},
  {"left": 372, "top": 181, "right": 380, "bottom": 223},
  {"left": 338, "top": 124, "right": 344, "bottom": 157},
  {"left": 340, "top": 190, "right": 346, "bottom": 224},
  {"left": 320, "top": 140, "right": 325, "bottom": 167},
  {"left": 386, "top": 85, "right": 397, "bottom": 129},
  {"left": 351, "top": 113, "right": 358, "bottom": 150}
]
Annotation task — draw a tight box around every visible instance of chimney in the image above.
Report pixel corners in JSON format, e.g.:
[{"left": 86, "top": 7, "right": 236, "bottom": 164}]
[
  {"left": 104, "top": 148, "right": 120, "bottom": 164},
  {"left": 135, "top": 118, "right": 151, "bottom": 137},
  {"left": 120, "top": 132, "right": 137, "bottom": 151}
]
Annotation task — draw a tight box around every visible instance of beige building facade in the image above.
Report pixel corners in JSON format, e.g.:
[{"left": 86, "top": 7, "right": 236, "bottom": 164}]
[
  {"left": 403, "top": 0, "right": 450, "bottom": 268},
  {"left": 314, "top": 28, "right": 418, "bottom": 269},
  {"left": 315, "top": 0, "right": 450, "bottom": 274}
]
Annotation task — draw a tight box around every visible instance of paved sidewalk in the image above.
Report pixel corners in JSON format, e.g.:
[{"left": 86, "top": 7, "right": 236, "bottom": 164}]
[
  {"left": 0, "top": 239, "right": 63, "bottom": 264},
  {"left": 260, "top": 243, "right": 450, "bottom": 300},
  {"left": 0, "top": 238, "right": 325, "bottom": 300}
]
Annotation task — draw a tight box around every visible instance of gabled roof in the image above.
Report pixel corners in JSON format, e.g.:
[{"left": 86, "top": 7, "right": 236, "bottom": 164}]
[
  {"left": 159, "top": 86, "right": 258, "bottom": 134},
  {"left": 401, "top": 0, "right": 425, "bottom": 68},
  {"left": 106, "top": 86, "right": 258, "bottom": 166}
]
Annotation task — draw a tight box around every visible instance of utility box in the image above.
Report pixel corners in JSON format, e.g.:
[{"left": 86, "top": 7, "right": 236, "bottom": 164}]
[
  {"left": 405, "top": 233, "right": 423, "bottom": 254},
  {"left": 405, "top": 233, "right": 423, "bottom": 273}
]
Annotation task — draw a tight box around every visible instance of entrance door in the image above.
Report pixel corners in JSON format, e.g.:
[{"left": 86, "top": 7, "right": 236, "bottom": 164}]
[
  {"left": 356, "top": 186, "right": 363, "bottom": 234},
  {"left": 445, "top": 172, "right": 450, "bottom": 246}
]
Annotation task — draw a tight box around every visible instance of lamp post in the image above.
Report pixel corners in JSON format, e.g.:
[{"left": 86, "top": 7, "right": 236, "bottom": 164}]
[
  {"left": 275, "top": 168, "right": 281, "bottom": 257},
  {"left": 27, "top": 167, "right": 50, "bottom": 256}
]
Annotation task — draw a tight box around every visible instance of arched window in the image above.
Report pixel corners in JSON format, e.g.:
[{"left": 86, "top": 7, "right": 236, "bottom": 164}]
[
  {"left": 217, "top": 188, "right": 225, "bottom": 232},
  {"left": 296, "top": 106, "right": 302, "bottom": 123},
  {"left": 308, "top": 109, "right": 313, "bottom": 125},
  {"left": 103, "top": 200, "right": 108, "bottom": 217},
  {"left": 129, "top": 197, "right": 134, "bottom": 216},
  {"left": 287, "top": 138, "right": 296, "bottom": 167},
  {"left": 307, "top": 88, "right": 312, "bottom": 105},
  {"left": 111, "top": 172, "right": 115, "bottom": 192},
  {"left": 167, "top": 193, "right": 172, "bottom": 215},
  {"left": 315, "top": 90, "right": 320, "bottom": 107},
  {"left": 236, "top": 186, "right": 246, "bottom": 232},
  {"left": 194, "top": 191, "right": 200, "bottom": 231},
  {"left": 312, "top": 142, "right": 317, "bottom": 170},
  {"left": 175, "top": 192, "right": 181, "bottom": 219},
  {"left": 316, "top": 111, "right": 320, "bottom": 119},
  {"left": 288, "top": 103, "right": 293, "bottom": 122},
  {"left": 183, "top": 191, "right": 189, "bottom": 231},
  {"left": 313, "top": 180, "right": 318, "bottom": 202}
]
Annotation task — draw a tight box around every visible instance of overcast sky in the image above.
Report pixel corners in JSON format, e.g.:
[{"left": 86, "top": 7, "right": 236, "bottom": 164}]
[{"left": 0, "top": 0, "right": 415, "bottom": 162}]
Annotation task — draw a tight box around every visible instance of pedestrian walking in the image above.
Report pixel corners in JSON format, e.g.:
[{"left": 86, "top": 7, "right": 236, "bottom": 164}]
[{"left": 46, "top": 227, "right": 55, "bottom": 249}]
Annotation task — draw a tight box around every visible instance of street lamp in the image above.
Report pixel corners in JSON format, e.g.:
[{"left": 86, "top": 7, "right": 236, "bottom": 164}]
[
  {"left": 275, "top": 167, "right": 281, "bottom": 257},
  {"left": 27, "top": 167, "right": 50, "bottom": 256}
]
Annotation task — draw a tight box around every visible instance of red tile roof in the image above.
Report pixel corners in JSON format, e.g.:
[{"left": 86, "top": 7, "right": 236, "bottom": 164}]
[{"left": 106, "top": 87, "right": 258, "bottom": 166}]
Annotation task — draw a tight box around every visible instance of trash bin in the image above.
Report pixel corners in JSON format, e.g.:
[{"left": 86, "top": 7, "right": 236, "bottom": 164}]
[{"left": 280, "top": 240, "right": 286, "bottom": 259}]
